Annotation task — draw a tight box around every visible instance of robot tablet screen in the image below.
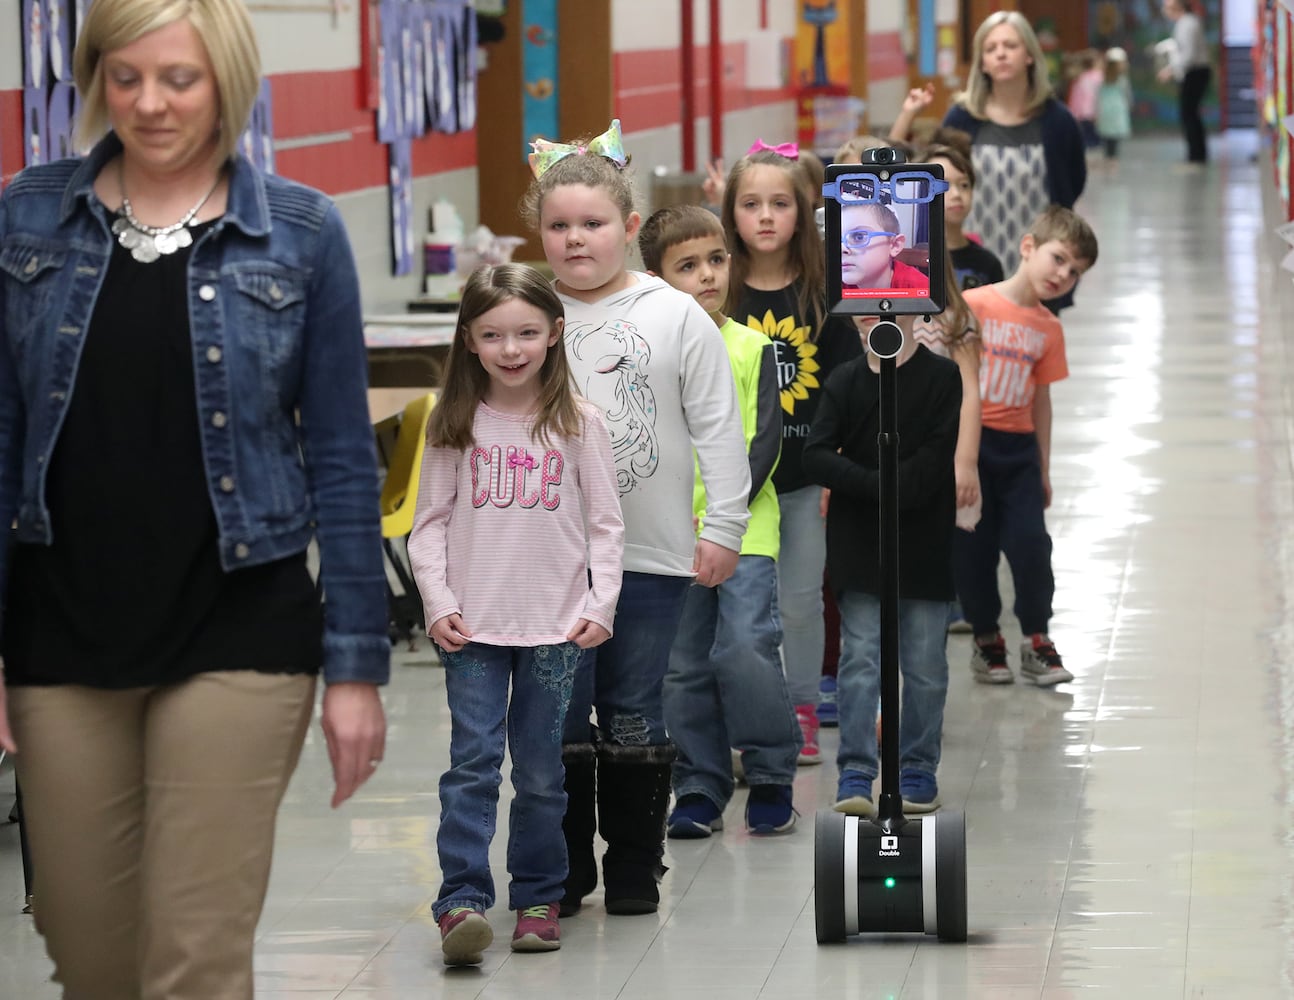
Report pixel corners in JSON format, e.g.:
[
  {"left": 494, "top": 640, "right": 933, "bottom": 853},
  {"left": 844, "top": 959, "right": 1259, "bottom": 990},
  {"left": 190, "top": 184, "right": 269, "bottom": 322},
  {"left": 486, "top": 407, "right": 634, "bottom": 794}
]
[{"left": 822, "top": 156, "right": 947, "bottom": 317}]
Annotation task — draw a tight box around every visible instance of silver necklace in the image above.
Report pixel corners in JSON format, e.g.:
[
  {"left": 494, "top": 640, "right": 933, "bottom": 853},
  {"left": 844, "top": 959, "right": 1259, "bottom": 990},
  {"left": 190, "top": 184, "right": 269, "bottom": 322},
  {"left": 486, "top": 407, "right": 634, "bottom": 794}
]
[{"left": 111, "top": 163, "right": 222, "bottom": 264}]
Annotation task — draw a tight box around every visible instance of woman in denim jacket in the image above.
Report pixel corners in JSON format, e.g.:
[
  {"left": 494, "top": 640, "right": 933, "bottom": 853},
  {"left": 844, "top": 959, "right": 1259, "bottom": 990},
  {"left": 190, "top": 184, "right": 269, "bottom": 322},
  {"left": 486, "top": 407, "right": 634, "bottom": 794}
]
[{"left": 0, "top": 1, "right": 388, "bottom": 995}]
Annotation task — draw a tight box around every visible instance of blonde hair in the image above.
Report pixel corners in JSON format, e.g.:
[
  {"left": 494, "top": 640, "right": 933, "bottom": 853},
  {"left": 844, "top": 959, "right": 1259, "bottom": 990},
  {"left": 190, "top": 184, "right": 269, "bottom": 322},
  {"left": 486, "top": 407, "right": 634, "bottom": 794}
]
[
  {"left": 722, "top": 150, "right": 825, "bottom": 336},
  {"left": 957, "top": 11, "right": 1054, "bottom": 119},
  {"left": 429, "top": 264, "right": 583, "bottom": 451},
  {"left": 74, "top": 0, "right": 260, "bottom": 161}
]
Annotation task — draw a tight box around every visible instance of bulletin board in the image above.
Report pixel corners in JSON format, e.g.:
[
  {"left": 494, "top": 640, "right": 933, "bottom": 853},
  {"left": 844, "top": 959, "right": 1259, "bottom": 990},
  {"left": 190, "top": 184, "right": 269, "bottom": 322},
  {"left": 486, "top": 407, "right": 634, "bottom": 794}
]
[{"left": 1257, "top": 0, "right": 1294, "bottom": 219}]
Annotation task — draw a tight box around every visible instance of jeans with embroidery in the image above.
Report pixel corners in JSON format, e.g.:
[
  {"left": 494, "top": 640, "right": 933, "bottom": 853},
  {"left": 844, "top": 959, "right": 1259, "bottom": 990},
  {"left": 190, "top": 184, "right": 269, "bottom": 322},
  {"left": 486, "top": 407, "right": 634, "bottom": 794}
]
[{"left": 432, "top": 641, "right": 580, "bottom": 918}]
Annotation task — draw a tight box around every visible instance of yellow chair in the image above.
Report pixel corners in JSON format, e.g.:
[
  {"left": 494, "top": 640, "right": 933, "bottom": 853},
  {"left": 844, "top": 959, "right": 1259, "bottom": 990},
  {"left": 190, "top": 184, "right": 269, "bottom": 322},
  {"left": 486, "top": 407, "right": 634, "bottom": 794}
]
[
  {"left": 377, "top": 392, "right": 435, "bottom": 646},
  {"left": 380, "top": 392, "right": 436, "bottom": 539}
]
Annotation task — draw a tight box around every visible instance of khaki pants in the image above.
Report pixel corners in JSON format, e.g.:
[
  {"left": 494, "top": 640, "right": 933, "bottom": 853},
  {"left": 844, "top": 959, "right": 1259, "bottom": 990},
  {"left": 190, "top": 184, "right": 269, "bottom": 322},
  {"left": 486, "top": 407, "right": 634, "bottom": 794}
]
[{"left": 9, "top": 670, "right": 316, "bottom": 1000}]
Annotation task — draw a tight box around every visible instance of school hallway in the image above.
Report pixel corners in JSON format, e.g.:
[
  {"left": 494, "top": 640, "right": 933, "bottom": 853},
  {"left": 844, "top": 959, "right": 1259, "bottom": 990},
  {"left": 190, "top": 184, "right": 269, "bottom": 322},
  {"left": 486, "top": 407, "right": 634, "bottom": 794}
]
[{"left": 2, "top": 132, "right": 1292, "bottom": 998}]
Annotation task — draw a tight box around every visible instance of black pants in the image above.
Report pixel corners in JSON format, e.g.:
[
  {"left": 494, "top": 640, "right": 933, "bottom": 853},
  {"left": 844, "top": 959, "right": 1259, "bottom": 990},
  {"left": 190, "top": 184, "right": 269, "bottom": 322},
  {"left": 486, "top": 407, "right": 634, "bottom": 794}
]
[
  {"left": 953, "top": 427, "right": 1054, "bottom": 637},
  {"left": 1179, "top": 66, "right": 1211, "bottom": 163},
  {"left": 1103, "top": 138, "right": 1120, "bottom": 159}
]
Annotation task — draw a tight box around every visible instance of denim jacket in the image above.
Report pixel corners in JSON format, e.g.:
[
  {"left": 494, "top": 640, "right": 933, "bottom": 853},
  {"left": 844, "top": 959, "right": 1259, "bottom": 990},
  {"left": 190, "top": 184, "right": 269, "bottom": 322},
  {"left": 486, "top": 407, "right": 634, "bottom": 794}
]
[{"left": 0, "top": 135, "right": 390, "bottom": 685}]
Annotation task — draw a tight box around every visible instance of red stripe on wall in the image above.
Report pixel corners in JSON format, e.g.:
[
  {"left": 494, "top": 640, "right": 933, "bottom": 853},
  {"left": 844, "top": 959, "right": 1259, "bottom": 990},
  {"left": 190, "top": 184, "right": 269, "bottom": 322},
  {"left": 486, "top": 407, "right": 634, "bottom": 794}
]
[
  {"left": 868, "top": 31, "right": 908, "bottom": 81},
  {"left": 0, "top": 68, "right": 475, "bottom": 194},
  {"left": 1, "top": 90, "right": 24, "bottom": 187},
  {"left": 614, "top": 42, "right": 795, "bottom": 134}
]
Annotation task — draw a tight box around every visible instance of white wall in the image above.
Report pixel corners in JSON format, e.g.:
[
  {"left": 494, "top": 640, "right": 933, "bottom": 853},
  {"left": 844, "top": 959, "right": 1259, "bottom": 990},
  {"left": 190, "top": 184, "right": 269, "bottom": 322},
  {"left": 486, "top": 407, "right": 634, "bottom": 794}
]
[
  {"left": 2, "top": 0, "right": 23, "bottom": 89},
  {"left": 613, "top": 0, "right": 799, "bottom": 51},
  {"left": 249, "top": 7, "right": 359, "bottom": 74}
]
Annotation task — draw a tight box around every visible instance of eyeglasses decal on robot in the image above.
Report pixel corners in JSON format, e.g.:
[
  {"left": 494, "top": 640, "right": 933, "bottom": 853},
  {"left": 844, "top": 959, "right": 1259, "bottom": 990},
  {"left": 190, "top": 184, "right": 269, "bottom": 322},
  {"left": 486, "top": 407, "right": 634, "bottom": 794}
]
[
  {"left": 840, "top": 229, "right": 899, "bottom": 249},
  {"left": 822, "top": 172, "right": 950, "bottom": 205}
]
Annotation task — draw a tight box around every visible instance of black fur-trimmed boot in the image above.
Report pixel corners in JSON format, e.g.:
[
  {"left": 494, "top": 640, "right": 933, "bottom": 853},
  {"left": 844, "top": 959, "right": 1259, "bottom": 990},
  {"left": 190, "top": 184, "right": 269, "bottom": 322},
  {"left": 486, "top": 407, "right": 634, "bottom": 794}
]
[
  {"left": 597, "top": 742, "right": 676, "bottom": 916},
  {"left": 559, "top": 743, "right": 598, "bottom": 917}
]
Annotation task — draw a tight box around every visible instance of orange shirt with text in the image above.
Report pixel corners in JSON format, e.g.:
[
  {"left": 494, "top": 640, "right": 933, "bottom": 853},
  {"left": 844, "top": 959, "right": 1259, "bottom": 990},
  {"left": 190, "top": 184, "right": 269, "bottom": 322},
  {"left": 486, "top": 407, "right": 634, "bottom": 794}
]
[{"left": 964, "top": 286, "right": 1068, "bottom": 434}]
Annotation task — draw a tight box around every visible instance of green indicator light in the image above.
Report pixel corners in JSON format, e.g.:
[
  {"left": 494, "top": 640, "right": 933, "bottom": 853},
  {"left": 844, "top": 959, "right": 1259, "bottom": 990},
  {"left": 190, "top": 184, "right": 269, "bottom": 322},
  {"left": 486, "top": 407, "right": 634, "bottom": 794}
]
[{"left": 884, "top": 877, "right": 896, "bottom": 889}]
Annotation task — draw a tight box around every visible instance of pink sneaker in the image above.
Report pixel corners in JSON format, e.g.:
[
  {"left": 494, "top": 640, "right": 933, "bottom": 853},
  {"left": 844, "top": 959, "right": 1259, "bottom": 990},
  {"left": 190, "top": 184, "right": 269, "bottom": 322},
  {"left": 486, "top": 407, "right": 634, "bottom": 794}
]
[
  {"left": 438, "top": 906, "right": 492, "bottom": 967},
  {"left": 511, "top": 903, "right": 561, "bottom": 953},
  {"left": 794, "top": 704, "right": 822, "bottom": 766}
]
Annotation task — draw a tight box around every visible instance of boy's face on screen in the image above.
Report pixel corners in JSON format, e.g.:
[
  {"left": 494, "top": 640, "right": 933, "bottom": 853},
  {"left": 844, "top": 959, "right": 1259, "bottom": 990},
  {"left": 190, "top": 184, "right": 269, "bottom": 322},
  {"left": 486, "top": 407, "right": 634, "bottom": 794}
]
[
  {"left": 840, "top": 204, "right": 904, "bottom": 290},
  {"left": 658, "top": 235, "right": 730, "bottom": 318},
  {"left": 1020, "top": 237, "right": 1087, "bottom": 301}
]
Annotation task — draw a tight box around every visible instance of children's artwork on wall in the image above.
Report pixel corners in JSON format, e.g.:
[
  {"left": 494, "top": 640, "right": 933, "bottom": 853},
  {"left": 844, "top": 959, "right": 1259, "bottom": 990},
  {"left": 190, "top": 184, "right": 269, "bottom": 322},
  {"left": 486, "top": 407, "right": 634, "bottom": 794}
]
[
  {"left": 47, "top": 0, "right": 73, "bottom": 81},
  {"left": 24, "top": 0, "right": 46, "bottom": 90},
  {"left": 378, "top": 1, "right": 407, "bottom": 142},
  {"left": 238, "top": 79, "right": 276, "bottom": 173},
  {"left": 521, "top": 0, "right": 557, "bottom": 161},
  {"left": 24, "top": 88, "right": 48, "bottom": 167},
  {"left": 389, "top": 137, "right": 415, "bottom": 275},
  {"left": 46, "top": 82, "right": 74, "bottom": 161},
  {"left": 796, "top": 0, "right": 849, "bottom": 92},
  {"left": 434, "top": 4, "right": 460, "bottom": 133},
  {"left": 455, "top": 2, "right": 478, "bottom": 131}
]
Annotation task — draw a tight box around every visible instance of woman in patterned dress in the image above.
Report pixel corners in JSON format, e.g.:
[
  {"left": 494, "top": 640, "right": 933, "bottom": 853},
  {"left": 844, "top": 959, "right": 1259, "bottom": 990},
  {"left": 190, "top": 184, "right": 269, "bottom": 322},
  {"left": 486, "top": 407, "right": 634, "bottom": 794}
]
[{"left": 942, "top": 11, "right": 1086, "bottom": 309}]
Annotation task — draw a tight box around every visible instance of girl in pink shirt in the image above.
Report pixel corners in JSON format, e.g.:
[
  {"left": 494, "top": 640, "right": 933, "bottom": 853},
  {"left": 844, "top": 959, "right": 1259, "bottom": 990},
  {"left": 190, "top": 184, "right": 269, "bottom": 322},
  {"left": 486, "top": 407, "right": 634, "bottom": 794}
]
[{"left": 408, "top": 264, "right": 624, "bottom": 967}]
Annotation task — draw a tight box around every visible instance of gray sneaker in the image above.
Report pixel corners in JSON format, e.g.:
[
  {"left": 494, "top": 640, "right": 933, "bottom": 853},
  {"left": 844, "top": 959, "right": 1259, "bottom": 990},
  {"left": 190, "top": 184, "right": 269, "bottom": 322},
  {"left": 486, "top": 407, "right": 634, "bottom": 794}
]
[
  {"left": 1019, "top": 635, "right": 1074, "bottom": 686},
  {"left": 970, "top": 634, "right": 1014, "bottom": 684}
]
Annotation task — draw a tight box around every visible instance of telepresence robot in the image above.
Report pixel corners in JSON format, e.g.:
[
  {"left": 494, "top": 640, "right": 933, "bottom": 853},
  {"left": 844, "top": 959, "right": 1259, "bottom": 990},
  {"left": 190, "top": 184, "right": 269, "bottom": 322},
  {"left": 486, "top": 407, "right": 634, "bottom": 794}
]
[{"left": 813, "top": 150, "right": 968, "bottom": 944}]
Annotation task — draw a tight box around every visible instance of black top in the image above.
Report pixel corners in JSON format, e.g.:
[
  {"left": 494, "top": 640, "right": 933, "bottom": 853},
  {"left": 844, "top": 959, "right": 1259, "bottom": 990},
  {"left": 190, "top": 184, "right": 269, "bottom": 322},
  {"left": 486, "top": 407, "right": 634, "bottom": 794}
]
[
  {"left": 951, "top": 241, "right": 1005, "bottom": 291},
  {"left": 803, "top": 345, "right": 961, "bottom": 601},
  {"left": 2, "top": 219, "right": 323, "bottom": 688},
  {"left": 729, "top": 282, "right": 862, "bottom": 494}
]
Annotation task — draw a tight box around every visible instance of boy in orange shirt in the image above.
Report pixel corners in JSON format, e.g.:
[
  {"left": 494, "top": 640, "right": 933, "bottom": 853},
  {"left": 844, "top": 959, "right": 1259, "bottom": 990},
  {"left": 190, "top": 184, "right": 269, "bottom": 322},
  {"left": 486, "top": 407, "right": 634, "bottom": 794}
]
[{"left": 958, "top": 207, "right": 1098, "bottom": 686}]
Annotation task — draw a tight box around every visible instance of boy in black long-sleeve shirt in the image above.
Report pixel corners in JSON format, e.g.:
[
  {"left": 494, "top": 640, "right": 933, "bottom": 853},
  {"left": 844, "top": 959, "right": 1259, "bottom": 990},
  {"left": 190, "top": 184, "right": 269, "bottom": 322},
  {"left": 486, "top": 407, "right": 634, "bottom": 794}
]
[{"left": 804, "top": 315, "right": 961, "bottom": 816}]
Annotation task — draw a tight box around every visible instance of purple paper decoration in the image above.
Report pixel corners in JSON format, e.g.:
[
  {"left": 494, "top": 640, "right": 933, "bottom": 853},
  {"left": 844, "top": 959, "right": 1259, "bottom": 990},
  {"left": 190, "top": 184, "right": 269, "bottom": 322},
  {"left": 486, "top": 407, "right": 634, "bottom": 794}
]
[
  {"left": 24, "top": 87, "right": 49, "bottom": 167},
  {"left": 46, "top": 82, "right": 75, "bottom": 161},
  {"left": 389, "top": 137, "right": 414, "bottom": 276},
  {"left": 47, "top": 0, "right": 73, "bottom": 81}
]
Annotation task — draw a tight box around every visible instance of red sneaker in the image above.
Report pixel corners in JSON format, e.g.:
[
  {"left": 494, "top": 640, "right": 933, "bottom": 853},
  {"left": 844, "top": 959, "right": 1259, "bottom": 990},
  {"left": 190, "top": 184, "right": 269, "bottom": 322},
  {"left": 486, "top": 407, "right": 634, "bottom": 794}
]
[
  {"left": 438, "top": 906, "right": 492, "bottom": 967},
  {"left": 511, "top": 903, "right": 561, "bottom": 952},
  {"left": 795, "top": 704, "right": 822, "bottom": 765}
]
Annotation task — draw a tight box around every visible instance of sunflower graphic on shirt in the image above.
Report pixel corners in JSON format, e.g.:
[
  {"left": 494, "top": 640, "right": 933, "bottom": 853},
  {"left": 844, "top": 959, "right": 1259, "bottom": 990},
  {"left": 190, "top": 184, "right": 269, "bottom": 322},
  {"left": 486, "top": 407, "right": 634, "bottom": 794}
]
[{"left": 745, "top": 309, "right": 820, "bottom": 416}]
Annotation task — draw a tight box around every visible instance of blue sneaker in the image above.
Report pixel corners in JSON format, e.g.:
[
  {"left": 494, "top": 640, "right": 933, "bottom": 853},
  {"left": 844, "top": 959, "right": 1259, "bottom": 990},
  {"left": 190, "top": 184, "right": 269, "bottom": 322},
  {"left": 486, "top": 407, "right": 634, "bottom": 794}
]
[
  {"left": 833, "top": 771, "right": 875, "bottom": 817},
  {"left": 667, "top": 794, "right": 724, "bottom": 839},
  {"left": 816, "top": 675, "right": 839, "bottom": 727},
  {"left": 899, "top": 768, "right": 940, "bottom": 814},
  {"left": 745, "top": 784, "right": 796, "bottom": 834}
]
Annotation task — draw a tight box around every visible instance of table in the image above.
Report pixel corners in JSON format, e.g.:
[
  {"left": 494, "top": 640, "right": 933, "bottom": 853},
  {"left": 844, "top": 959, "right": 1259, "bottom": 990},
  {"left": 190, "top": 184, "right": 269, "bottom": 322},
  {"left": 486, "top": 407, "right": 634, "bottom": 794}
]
[{"left": 365, "top": 311, "right": 457, "bottom": 393}]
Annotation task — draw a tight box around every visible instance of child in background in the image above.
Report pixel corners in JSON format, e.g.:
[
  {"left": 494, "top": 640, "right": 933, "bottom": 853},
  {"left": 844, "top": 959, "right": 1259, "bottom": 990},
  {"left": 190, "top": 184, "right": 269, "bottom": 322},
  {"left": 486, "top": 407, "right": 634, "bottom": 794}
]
[
  {"left": 639, "top": 205, "right": 803, "bottom": 837},
  {"left": 923, "top": 141, "right": 1004, "bottom": 291},
  {"left": 524, "top": 120, "right": 751, "bottom": 917},
  {"left": 407, "top": 264, "right": 625, "bottom": 966},
  {"left": 1067, "top": 50, "right": 1104, "bottom": 151},
  {"left": 959, "top": 206, "right": 1098, "bottom": 686},
  {"left": 722, "top": 144, "right": 863, "bottom": 767},
  {"left": 804, "top": 313, "right": 963, "bottom": 815},
  {"left": 1096, "top": 47, "right": 1132, "bottom": 164}
]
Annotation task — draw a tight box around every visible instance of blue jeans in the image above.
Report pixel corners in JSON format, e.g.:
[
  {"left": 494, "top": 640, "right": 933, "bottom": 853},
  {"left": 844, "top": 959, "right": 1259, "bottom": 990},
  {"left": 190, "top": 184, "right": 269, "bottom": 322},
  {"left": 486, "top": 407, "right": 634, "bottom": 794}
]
[
  {"left": 836, "top": 591, "right": 951, "bottom": 780},
  {"left": 433, "top": 641, "right": 580, "bottom": 919},
  {"left": 663, "top": 556, "right": 800, "bottom": 807},
  {"left": 562, "top": 572, "right": 691, "bottom": 747},
  {"left": 776, "top": 485, "right": 827, "bottom": 705},
  {"left": 954, "top": 427, "right": 1054, "bottom": 636}
]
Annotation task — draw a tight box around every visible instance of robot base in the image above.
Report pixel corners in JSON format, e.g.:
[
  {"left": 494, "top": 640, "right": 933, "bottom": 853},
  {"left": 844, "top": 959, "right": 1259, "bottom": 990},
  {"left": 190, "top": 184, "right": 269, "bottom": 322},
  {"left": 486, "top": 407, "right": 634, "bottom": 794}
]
[{"left": 814, "top": 808, "right": 967, "bottom": 942}]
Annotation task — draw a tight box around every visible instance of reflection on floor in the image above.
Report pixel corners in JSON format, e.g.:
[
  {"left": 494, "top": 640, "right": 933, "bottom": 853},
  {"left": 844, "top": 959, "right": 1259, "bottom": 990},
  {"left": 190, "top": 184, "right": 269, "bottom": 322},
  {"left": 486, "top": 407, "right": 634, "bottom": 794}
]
[{"left": 4, "top": 134, "right": 1294, "bottom": 998}]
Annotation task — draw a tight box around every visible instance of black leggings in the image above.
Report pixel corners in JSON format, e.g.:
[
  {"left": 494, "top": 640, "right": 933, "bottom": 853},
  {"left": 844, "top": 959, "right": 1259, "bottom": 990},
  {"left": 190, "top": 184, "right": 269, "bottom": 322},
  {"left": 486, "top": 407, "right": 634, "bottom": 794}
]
[{"left": 1179, "top": 66, "right": 1211, "bottom": 163}]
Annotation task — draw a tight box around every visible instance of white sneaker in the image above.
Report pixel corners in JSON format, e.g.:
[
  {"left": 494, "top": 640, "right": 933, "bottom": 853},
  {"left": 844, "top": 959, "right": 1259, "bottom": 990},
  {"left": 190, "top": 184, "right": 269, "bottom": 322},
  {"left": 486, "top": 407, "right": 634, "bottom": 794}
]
[
  {"left": 969, "top": 634, "right": 1014, "bottom": 684},
  {"left": 1019, "top": 635, "right": 1074, "bottom": 686}
]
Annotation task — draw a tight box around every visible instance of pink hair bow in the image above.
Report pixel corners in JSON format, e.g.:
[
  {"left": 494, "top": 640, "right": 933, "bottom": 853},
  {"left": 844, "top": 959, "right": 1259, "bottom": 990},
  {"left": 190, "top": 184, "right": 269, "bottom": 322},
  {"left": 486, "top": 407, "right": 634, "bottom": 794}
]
[
  {"left": 747, "top": 139, "right": 799, "bottom": 159},
  {"left": 509, "top": 450, "right": 537, "bottom": 471},
  {"left": 528, "top": 119, "right": 628, "bottom": 178}
]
